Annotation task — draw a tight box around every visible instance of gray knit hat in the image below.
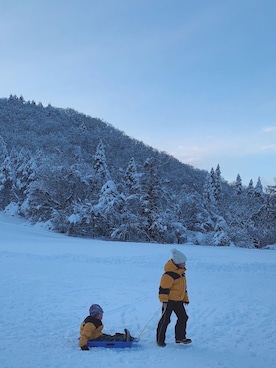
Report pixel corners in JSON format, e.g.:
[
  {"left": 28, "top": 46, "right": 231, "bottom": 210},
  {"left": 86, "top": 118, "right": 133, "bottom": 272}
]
[
  {"left": 171, "top": 248, "right": 187, "bottom": 264},
  {"left": 89, "top": 304, "right": 104, "bottom": 317}
]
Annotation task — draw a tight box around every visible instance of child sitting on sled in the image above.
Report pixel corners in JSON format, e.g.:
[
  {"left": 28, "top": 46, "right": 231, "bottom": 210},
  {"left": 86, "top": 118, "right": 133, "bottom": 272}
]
[{"left": 79, "top": 304, "right": 133, "bottom": 350}]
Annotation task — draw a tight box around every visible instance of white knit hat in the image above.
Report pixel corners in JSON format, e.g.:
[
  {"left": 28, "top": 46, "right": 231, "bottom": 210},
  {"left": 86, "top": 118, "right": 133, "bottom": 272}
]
[{"left": 171, "top": 248, "right": 187, "bottom": 264}]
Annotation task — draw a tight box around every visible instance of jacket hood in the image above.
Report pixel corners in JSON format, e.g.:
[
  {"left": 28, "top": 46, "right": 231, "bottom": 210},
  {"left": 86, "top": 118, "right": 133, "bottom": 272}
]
[{"left": 164, "top": 259, "right": 186, "bottom": 274}]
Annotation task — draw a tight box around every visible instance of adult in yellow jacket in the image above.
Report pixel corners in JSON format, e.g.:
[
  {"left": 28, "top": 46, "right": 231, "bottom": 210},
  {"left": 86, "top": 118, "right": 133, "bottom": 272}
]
[
  {"left": 79, "top": 304, "right": 132, "bottom": 350},
  {"left": 156, "top": 249, "right": 192, "bottom": 347}
]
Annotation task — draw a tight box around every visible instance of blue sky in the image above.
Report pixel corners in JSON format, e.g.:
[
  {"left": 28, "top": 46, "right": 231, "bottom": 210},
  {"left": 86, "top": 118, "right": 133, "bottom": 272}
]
[{"left": 1, "top": 0, "right": 275, "bottom": 187}]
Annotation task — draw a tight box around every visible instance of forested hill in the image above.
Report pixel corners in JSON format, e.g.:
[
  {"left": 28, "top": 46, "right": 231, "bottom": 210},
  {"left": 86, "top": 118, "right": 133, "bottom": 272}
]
[
  {"left": 0, "top": 95, "right": 205, "bottom": 191},
  {"left": 0, "top": 95, "right": 275, "bottom": 248}
]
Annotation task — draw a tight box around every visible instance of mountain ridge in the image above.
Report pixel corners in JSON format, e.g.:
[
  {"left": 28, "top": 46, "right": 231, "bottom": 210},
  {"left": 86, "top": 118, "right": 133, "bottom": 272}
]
[{"left": 0, "top": 95, "right": 275, "bottom": 248}]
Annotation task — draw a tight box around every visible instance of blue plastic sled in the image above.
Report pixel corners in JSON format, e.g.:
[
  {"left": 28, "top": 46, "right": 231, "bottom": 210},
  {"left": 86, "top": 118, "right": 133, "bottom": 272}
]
[{"left": 87, "top": 338, "right": 139, "bottom": 348}]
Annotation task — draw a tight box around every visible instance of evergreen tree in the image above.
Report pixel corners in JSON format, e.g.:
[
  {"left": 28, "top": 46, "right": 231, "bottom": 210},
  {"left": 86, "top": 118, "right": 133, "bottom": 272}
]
[
  {"left": 203, "top": 169, "right": 216, "bottom": 207},
  {"left": 94, "top": 180, "right": 121, "bottom": 214},
  {"left": 0, "top": 135, "right": 8, "bottom": 158},
  {"left": 124, "top": 157, "right": 140, "bottom": 194},
  {"left": 93, "top": 140, "right": 111, "bottom": 184},
  {"left": 214, "top": 164, "right": 222, "bottom": 200},
  {"left": 234, "top": 174, "right": 243, "bottom": 195},
  {"left": 110, "top": 157, "right": 143, "bottom": 241},
  {"left": 213, "top": 215, "right": 231, "bottom": 246},
  {"left": 266, "top": 179, "right": 276, "bottom": 195},
  {"left": 254, "top": 177, "right": 264, "bottom": 198},
  {"left": 92, "top": 179, "right": 126, "bottom": 237},
  {"left": 247, "top": 179, "right": 254, "bottom": 196},
  {"left": 13, "top": 148, "right": 37, "bottom": 206},
  {"left": 0, "top": 155, "right": 13, "bottom": 209},
  {"left": 140, "top": 156, "right": 166, "bottom": 242}
]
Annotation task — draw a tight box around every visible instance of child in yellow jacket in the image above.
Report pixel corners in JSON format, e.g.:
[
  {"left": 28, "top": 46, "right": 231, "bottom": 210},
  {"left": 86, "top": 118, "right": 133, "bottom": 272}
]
[
  {"left": 156, "top": 249, "right": 192, "bottom": 347},
  {"left": 79, "top": 304, "right": 132, "bottom": 350}
]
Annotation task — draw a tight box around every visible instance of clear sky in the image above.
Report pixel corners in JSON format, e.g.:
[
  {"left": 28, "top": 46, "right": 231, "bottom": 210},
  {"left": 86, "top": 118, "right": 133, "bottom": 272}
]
[{"left": 1, "top": 0, "right": 275, "bottom": 187}]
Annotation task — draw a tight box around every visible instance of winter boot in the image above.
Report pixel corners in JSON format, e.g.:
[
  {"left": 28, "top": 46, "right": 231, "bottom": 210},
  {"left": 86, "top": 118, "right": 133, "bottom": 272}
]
[
  {"left": 124, "top": 328, "right": 131, "bottom": 342},
  {"left": 175, "top": 338, "right": 192, "bottom": 344},
  {"left": 157, "top": 341, "right": 166, "bottom": 347}
]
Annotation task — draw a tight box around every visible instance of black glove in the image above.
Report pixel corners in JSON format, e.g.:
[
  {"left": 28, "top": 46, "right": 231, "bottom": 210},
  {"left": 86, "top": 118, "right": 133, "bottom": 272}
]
[
  {"left": 81, "top": 345, "right": 89, "bottom": 351},
  {"left": 162, "top": 302, "right": 168, "bottom": 313}
]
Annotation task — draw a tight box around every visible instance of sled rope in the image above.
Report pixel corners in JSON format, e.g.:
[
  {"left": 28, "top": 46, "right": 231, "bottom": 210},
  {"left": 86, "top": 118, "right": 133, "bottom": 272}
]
[{"left": 137, "top": 307, "right": 161, "bottom": 340}]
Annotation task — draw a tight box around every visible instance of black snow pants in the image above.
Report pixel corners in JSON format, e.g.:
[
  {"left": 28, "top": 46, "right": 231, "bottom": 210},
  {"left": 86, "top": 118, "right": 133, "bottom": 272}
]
[{"left": 156, "top": 300, "right": 188, "bottom": 344}]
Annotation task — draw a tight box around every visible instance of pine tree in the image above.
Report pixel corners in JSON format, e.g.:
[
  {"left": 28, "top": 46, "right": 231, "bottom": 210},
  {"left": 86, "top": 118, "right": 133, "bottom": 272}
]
[
  {"left": 0, "top": 155, "right": 14, "bottom": 209},
  {"left": 93, "top": 140, "right": 111, "bottom": 184},
  {"left": 234, "top": 174, "right": 243, "bottom": 195},
  {"left": 254, "top": 177, "right": 264, "bottom": 197},
  {"left": 203, "top": 170, "right": 216, "bottom": 207},
  {"left": 247, "top": 179, "right": 254, "bottom": 196},
  {"left": 214, "top": 164, "right": 222, "bottom": 201},
  {"left": 140, "top": 156, "right": 166, "bottom": 242},
  {"left": 124, "top": 157, "right": 140, "bottom": 194},
  {"left": 92, "top": 179, "right": 126, "bottom": 237},
  {"left": 0, "top": 135, "right": 8, "bottom": 158},
  {"left": 266, "top": 179, "right": 276, "bottom": 195},
  {"left": 13, "top": 148, "right": 37, "bottom": 204}
]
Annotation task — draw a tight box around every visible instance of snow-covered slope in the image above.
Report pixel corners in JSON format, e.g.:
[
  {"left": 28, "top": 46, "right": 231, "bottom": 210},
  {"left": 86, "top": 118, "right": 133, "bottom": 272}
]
[{"left": 0, "top": 213, "right": 275, "bottom": 368}]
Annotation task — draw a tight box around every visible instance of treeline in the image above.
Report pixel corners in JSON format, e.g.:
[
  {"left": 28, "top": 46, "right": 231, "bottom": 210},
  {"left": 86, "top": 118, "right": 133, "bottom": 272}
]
[{"left": 0, "top": 95, "right": 275, "bottom": 248}]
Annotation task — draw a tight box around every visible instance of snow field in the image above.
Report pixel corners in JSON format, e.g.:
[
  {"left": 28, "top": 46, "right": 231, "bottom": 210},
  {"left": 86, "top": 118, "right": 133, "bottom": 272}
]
[{"left": 0, "top": 213, "right": 275, "bottom": 368}]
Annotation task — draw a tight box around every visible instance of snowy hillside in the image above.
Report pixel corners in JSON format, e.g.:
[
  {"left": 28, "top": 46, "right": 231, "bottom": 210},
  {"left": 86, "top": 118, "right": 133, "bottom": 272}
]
[
  {"left": 0, "top": 212, "right": 275, "bottom": 368},
  {"left": 1, "top": 96, "right": 276, "bottom": 248}
]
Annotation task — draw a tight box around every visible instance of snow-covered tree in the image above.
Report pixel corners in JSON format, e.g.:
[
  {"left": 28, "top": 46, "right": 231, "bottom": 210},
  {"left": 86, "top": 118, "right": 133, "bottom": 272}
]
[
  {"left": 140, "top": 156, "right": 167, "bottom": 242},
  {"left": 203, "top": 170, "right": 216, "bottom": 208},
  {"left": 0, "top": 155, "right": 14, "bottom": 209},
  {"left": 93, "top": 140, "right": 111, "bottom": 184},
  {"left": 212, "top": 216, "right": 231, "bottom": 246},
  {"left": 247, "top": 179, "right": 254, "bottom": 196},
  {"left": 0, "top": 135, "right": 8, "bottom": 159},
  {"left": 94, "top": 180, "right": 121, "bottom": 214},
  {"left": 234, "top": 174, "right": 243, "bottom": 195},
  {"left": 124, "top": 157, "right": 140, "bottom": 194},
  {"left": 254, "top": 177, "right": 264, "bottom": 198},
  {"left": 92, "top": 180, "right": 126, "bottom": 236},
  {"left": 266, "top": 179, "right": 276, "bottom": 195},
  {"left": 214, "top": 164, "right": 222, "bottom": 201},
  {"left": 13, "top": 149, "right": 37, "bottom": 202}
]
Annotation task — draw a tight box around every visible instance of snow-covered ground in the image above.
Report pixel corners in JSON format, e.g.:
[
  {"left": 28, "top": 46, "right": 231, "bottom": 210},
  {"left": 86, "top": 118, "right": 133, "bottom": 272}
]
[{"left": 0, "top": 212, "right": 275, "bottom": 368}]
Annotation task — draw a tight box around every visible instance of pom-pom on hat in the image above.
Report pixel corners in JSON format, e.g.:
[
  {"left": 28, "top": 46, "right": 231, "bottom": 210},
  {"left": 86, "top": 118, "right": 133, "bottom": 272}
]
[
  {"left": 89, "top": 304, "right": 104, "bottom": 317},
  {"left": 171, "top": 248, "right": 187, "bottom": 264}
]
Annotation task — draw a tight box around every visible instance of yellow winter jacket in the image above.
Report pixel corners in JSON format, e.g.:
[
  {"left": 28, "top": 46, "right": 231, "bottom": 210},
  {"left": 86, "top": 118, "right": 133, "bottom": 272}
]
[
  {"left": 158, "top": 259, "right": 189, "bottom": 303},
  {"left": 79, "top": 316, "right": 104, "bottom": 347}
]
